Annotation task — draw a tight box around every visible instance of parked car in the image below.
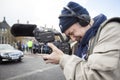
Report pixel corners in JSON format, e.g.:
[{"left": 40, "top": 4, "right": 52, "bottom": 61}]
[{"left": 0, "top": 44, "right": 24, "bottom": 63}]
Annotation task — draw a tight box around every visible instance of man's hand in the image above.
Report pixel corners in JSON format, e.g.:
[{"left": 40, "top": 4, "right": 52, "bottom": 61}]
[{"left": 40, "top": 43, "right": 64, "bottom": 64}]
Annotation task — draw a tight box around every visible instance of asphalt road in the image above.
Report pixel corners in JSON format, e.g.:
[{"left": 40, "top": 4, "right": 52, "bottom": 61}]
[{"left": 0, "top": 53, "right": 66, "bottom": 80}]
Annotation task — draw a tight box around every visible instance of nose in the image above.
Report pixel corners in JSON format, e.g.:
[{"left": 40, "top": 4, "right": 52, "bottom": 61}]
[{"left": 70, "top": 35, "right": 76, "bottom": 42}]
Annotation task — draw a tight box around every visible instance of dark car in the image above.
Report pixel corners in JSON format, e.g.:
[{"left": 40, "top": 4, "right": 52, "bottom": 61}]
[
  {"left": 0, "top": 44, "right": 24, "bottom": 63},
  {"left": 32, "top": 43, "right": 40, "bottom": 54}
]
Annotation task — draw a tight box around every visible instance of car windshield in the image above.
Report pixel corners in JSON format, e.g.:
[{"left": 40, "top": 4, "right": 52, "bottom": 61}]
[{"left": 0, "top": 44, "right": 14, "bottom": 50}]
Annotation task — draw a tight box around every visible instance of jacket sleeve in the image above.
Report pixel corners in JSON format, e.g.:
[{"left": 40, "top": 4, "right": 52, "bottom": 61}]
[{"left": 59, "top": 22, "right": 120, "bottom": 80}]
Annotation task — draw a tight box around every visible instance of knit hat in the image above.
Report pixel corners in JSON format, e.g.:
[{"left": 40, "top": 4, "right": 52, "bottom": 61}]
[{"left": 59, "top": 1, "right": 89, "bottom": 33}]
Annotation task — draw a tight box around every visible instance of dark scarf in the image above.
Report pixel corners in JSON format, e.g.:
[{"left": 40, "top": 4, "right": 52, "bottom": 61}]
[{"left": 76, "top": 14, "right": 107, "bottom": 59}]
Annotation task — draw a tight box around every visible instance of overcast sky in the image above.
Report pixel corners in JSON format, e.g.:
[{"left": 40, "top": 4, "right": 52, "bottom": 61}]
[{"left": 0, "top": 0, "right": 120, "bottom": 32}]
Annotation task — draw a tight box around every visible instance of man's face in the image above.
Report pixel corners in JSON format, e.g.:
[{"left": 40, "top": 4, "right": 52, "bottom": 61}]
[{"left": 64, "top": 22, "right": 88, "bottom": 42}]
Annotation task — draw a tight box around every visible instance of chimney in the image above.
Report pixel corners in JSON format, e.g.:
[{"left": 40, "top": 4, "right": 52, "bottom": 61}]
[
  {"left": 17, "top": 20, "right": 19, "bottom": 24},
  {"left": 27, "top": 21, "right": 29, "bottom": 24}
]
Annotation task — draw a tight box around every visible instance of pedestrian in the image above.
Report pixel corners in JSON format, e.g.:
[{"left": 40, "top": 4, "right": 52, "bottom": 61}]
[
  {"left": 41, "top": 1, "right": 120, "bottom": 80},
  {"left": 16, "top": 41, "right": 22, "bottom": 51},
  {"left": 27, "top": 40, "right": 33, "bottom": 53}
]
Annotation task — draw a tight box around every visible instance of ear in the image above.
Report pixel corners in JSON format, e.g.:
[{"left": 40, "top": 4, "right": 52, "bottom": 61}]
[{"left": 77, "top": 14, "right": 90, "bottom": 27}]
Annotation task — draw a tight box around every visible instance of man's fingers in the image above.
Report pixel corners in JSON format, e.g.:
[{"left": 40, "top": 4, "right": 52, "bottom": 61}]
[
  {"left": 47, "top": 43, "right": 58, "bottom": 51},
  {"left": 40, "top": 54, "right": 50, "bottom": 60},
  {"left": 48, "top": 43, "right": 64, "bottom": 55},
  {"left": 45, "top": 59, "right": 54, "bottom": 64},
  {"left": 40, "top": 54, "right": 55, "bottom": 63}
]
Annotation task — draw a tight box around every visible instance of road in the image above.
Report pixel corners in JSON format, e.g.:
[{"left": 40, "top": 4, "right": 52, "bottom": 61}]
[{"left": 0, "top": 53, "right": 66, "bottom": 80}]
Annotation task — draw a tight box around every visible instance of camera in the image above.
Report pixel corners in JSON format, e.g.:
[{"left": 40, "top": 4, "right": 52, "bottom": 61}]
[
  {"left": 33, "top": 27, "right": 71, "bottom": 54},
  {"left": 11, "top": 24, "right": 72, "bottom": 55}
]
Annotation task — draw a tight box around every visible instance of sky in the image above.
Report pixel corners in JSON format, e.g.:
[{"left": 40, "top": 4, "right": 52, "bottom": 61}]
[{"left": 0, "top": 0, "right": 120, "bottom": 32}]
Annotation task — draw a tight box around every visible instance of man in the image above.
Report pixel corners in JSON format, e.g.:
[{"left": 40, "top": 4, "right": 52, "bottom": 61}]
[
  {"left": 27, "top": 40, "right": 33, "bottom": 53},
  {"left": 41, "top": 1, "right": 120, "bottom": 80}
]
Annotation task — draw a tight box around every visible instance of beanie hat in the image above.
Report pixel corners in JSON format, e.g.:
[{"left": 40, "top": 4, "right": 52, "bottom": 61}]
[{"left": 59, "top": 1, "right": 89, "bottom": 33}]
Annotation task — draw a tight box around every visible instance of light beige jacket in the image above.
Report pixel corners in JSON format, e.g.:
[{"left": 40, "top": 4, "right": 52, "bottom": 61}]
[{"left": 59, "top": 17, "right": 120, "bottom": 80}]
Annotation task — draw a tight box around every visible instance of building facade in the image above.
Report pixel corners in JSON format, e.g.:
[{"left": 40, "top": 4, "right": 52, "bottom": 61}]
[{"left": 0, "top": 17, "right": 16, "bottom": 45}]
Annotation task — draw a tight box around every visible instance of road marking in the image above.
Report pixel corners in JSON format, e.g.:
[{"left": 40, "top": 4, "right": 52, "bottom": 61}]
[
  {"left": 24, "top": 55, "right": 34, "bottom": 58},
  {"left": 6, "top": 65, "right": 59, "bottom": 80}
]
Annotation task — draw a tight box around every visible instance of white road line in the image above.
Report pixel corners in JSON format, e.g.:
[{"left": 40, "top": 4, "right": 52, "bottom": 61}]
[{"left": 6, "top": 65, "right": 59, "bottom": 80}]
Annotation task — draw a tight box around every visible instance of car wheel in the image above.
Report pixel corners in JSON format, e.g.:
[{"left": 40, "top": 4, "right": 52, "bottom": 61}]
[
  {"left": 18, "top": 57, "right": 22, "bottom": 62},
  {"left": 0, "top": 57, "right": 2, "bottom": 64},
  {"left": 33, "top": 49, "right": 36, "bottom": 54}
]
